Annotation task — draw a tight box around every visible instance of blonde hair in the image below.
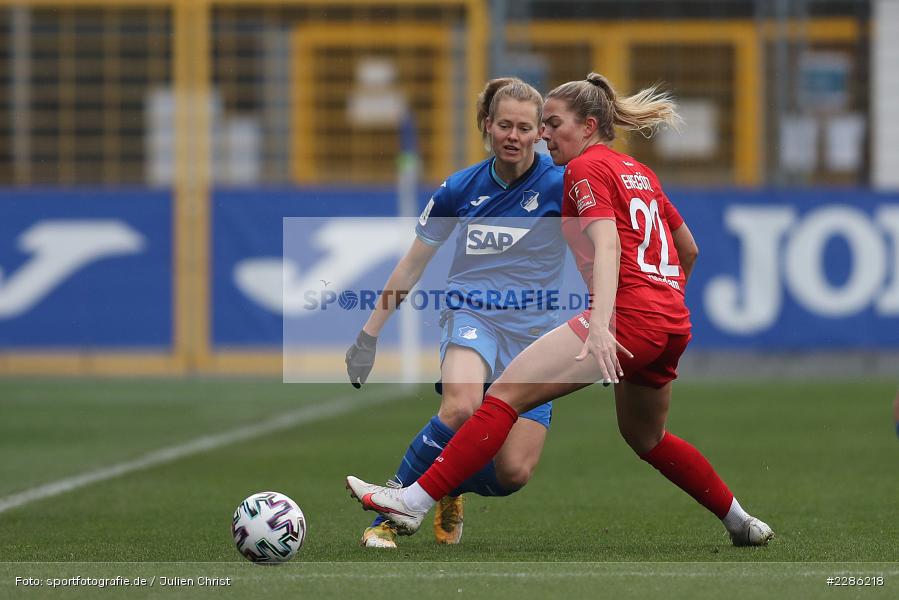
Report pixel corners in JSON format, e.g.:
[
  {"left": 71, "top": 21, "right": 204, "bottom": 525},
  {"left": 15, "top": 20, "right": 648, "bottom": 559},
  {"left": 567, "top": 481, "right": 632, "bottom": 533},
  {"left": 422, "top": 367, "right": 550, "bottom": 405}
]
[
  {"left": 546, "top": 72, "right": 682, "bottom": 142},
  {"left": 476, "top": 77, "right": 544, "bottom": 149}
]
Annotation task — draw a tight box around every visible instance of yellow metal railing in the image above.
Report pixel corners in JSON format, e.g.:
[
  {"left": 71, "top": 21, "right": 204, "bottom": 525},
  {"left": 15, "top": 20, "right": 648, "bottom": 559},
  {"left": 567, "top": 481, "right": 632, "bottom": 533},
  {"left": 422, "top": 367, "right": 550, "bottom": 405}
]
[
  {"left": 509, "top": 20, "right": 762, "bottom": 185},
  {"left": 0, "top": 5, "right": 862, "bottom": 192},
  {"left": 291, "top": 23, "right": 454, "bottom": 184},
  {"left": 0, "top": 2, "right": 865, "bottom": 375}
]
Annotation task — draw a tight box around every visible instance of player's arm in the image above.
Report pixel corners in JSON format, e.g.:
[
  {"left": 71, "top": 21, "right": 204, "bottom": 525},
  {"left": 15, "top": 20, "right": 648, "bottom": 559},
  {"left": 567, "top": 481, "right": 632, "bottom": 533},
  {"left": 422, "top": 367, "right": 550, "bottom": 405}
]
[
  {"left": 575, "top": 219, "right": 633, "bottom": 383},
  {"left": 584, "top": 219, "right": 619, "bottom": 337},
  {"left": 362, "top": 238, "right": 439, "bottom": 336},
  {"left": 346, "top": 237, "right": 438, "bottom": 388},
  {"left": 660, "top": 194, "right": 696, "bottom": 283},
  {"left": 671, "top": 222, "right": 698, "bottom": 283}
]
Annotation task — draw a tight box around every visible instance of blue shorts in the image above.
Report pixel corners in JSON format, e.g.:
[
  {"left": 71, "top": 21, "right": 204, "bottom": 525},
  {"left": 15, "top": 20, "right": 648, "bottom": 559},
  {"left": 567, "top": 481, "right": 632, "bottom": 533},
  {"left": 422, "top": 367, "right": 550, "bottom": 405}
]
[{"left": 438, "top": 309, "right": 553, "bottom": 429}]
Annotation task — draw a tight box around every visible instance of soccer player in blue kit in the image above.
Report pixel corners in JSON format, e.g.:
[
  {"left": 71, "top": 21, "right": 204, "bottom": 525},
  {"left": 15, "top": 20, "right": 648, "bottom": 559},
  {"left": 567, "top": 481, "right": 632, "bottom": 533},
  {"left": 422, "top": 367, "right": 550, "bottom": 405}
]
[{"left": 344, "top": 77, "right": 567, "bottom": 548}]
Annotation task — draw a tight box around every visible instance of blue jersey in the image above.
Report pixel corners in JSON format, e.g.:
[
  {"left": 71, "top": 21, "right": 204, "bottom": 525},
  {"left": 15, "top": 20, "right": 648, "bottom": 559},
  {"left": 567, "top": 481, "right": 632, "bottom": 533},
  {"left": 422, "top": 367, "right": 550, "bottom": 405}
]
[{"left": 416, "top": 153, "right": 566, "bottom": 336}]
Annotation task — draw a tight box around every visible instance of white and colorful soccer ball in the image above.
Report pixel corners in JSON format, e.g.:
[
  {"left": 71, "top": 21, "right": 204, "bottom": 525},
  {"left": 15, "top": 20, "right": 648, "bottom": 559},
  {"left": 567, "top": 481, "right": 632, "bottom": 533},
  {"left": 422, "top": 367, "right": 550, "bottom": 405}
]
[{"left": 232, "top": 491, "right": 306, "bottom": 563}]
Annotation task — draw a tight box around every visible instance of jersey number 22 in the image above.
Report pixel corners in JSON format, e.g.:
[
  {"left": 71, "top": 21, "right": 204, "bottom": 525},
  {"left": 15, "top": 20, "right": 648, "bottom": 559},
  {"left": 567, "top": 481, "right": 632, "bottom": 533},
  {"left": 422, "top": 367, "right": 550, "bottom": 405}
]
[{"left": 629, "top": 197, "right": 679, "bottom": 277}]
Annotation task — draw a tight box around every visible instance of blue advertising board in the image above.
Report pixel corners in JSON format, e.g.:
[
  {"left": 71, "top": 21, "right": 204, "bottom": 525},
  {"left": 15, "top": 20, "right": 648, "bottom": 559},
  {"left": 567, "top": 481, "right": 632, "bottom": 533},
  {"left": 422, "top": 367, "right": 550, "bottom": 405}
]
[
  {"left": 675, "top": 188, "right": 899, "bottom": 348},
  {"left": 0, "top": 189, "right": 172, "bottom": 348},
  {"left": 212, "top": 187, "right": 402, "bottom": 347},
  {"left": 1, "top": 186, "right": 895, "bottom": 351},
  {"left": 214, "top": 186, "right": 899, "bottom": 350}
]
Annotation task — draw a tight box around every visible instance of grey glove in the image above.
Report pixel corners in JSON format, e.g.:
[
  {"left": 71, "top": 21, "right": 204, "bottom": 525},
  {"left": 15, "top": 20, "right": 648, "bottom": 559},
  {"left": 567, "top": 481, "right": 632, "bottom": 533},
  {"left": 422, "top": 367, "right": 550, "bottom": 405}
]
[{"left": 346, "top": 330, "right": 377, "bottom": 389}]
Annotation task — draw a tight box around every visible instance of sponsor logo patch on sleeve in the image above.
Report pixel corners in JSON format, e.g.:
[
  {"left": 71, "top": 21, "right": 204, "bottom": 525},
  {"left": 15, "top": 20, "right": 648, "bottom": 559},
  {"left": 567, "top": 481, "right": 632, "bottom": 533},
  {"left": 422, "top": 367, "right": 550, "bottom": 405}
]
[{"left": 569, "top": 178, "right": 596, "bottom": 214}]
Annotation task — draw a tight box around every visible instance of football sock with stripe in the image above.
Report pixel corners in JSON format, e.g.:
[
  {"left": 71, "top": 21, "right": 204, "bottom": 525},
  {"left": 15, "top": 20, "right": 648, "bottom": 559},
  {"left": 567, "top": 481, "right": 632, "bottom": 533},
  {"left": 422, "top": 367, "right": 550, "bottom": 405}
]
[
  {"left": 640, "top": 432, "right": 734, "bottom": 519},
  {"left": 370, "top": 410, "right": 515, "bottom": 528},
  {"left": 411, "top": 395, "right": 519, "bottom": 504},
  {"left": 369, "top": 415, "right": 454, "bottom": 528}
]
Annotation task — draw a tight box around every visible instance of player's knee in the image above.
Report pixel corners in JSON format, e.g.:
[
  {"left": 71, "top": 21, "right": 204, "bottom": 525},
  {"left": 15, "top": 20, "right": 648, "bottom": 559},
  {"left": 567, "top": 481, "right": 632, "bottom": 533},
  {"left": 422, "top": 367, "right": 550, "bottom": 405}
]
[
  {"left": 486, "top": 380, "right": 511, "bottom": 399},
  {"left": 485, "top": 381, "right": 529, "bottom": 413},
  {"left": 437, "top": 405, "right": 475, "bottom": 430},
  {"left": 495, "top": 459, "right": 535, "bottom": 490},
  {"left": 620, "top": 428, "right": 663, "bottom": 456},
  {"left": 437, "top": 392, "right": 480, "bottom": 430}
]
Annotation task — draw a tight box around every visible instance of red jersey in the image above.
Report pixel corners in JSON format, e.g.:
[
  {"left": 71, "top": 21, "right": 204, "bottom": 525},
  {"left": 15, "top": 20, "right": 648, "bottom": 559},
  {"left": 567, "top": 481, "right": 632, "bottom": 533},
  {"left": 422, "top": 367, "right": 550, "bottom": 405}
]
[{"left": 561, "top": 144, "right": 690, "bottom": 333}]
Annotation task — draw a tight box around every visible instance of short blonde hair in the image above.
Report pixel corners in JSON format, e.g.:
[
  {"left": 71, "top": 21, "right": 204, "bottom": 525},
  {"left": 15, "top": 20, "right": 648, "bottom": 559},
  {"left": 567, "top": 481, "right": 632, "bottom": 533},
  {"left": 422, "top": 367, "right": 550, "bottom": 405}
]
[{"left": 476, "top": 77, "right": 543, "bottom": 148}]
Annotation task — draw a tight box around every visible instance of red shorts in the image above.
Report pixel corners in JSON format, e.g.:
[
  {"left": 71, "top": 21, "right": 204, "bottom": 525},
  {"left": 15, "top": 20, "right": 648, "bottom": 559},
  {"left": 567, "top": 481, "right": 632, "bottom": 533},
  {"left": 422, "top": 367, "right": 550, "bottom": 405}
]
[{"left": 566, "top": 310, "right": 690, "bottom": 389}]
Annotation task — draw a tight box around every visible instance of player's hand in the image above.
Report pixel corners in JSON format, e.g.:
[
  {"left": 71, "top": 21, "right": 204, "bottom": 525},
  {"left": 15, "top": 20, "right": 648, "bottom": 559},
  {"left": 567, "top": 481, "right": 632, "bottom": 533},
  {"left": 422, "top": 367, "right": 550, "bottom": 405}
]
[
  {"left": 574, "top": 326, "right": 633, "bottom": 385},
  {"left": 345, "top": 330, "right": 378, "bottom": 389}
]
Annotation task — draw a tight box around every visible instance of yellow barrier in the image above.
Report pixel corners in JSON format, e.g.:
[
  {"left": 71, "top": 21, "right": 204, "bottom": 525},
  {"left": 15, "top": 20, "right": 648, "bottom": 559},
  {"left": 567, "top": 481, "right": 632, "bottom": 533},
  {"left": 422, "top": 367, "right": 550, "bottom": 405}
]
[
  {"left": 0, "top": 4, "right": 863, "bottom": 376},
  {"left": 291, "top": 23, "right": 454, "bottom": 184}
]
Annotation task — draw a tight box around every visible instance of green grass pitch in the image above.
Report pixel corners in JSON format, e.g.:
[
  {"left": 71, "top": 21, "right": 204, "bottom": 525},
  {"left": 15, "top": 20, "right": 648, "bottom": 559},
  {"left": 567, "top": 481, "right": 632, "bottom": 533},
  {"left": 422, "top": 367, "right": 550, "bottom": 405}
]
[{"left": 0, "top": 378, "right": 897, "bottom": 598}]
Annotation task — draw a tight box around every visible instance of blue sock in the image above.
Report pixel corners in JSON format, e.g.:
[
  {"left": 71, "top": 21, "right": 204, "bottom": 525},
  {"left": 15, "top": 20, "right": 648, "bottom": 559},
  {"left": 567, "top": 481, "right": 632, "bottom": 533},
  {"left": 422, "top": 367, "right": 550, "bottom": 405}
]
[
  {"left": 895, "top": 422, "right": 899, "bottom": 440},
  {"left": 414, "top": 417, "right": 517, "bottom": 497},
  {"left": 450, "top": 460, "right": 517, "bottom": 497},
  {"left": 370, "top": 415, "right": 455, "bottom": 527},
  {"left": 369, "top": 414, "right": 520, "bottom": 528}
]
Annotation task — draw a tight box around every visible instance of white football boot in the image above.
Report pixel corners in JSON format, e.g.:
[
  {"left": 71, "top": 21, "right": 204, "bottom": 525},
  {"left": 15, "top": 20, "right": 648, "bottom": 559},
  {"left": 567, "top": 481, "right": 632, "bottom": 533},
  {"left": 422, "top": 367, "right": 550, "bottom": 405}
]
[
  {"left": 730, "top": 516, "right": 775, "bottom": 547},
  {"left": 346, "top": 476, "right": 427, "bottom": 535}
]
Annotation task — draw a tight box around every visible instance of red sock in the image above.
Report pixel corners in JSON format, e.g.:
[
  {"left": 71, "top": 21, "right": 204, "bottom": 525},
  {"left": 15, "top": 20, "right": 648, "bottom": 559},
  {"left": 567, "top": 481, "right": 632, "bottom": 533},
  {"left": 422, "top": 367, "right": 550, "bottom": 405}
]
[
  {"left": 640, "top": 432, "right": 734, "bottom": 519},
  {"left": 416, "top": 395, "right": 518, "bottom": 500}
]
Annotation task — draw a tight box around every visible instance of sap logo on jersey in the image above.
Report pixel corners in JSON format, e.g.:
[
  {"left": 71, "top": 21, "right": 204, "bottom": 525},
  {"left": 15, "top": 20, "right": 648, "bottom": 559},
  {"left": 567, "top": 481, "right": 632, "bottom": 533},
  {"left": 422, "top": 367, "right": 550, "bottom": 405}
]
[{"left": 466, "top": 224, "right": 529, "bottom": 255}]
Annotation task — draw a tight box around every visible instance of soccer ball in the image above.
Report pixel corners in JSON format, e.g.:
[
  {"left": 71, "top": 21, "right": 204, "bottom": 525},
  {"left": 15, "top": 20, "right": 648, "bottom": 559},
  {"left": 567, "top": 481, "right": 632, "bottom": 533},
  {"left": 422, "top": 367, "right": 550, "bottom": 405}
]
[{"left": 232, "top": 491, "right": 306, "bottom": 563}]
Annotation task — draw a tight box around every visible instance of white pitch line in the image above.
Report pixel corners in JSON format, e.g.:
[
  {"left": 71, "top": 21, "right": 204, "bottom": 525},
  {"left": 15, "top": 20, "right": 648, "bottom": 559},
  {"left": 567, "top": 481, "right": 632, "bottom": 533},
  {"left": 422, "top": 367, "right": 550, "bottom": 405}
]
[{"left": 0, "top": 386, "right": 404, "bottom": 515}]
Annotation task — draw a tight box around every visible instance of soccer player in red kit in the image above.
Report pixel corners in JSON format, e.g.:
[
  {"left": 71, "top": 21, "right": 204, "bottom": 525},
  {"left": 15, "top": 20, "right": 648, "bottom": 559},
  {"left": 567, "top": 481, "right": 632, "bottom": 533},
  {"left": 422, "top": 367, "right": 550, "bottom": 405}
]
[{"left": 347, "top": 72, "right": 775, "bottom": 547}]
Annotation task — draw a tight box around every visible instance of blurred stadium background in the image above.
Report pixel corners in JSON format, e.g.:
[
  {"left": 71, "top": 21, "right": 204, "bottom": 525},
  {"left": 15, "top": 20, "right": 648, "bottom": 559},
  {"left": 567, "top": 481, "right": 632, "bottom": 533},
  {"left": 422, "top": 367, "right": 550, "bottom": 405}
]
[
  {"left": 1, "top": 1, "right": 898, "bottom": 592},
  {"left": 0, "top": 0, "right": 896, "bottom": 378}
]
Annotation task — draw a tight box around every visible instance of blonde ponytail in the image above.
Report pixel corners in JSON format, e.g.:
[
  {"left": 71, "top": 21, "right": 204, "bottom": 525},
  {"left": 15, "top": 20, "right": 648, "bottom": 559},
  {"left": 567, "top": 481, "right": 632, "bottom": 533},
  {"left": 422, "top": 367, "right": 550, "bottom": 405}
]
[{"left": 548, "top": 72, "right": 682, "bottom": 142}]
